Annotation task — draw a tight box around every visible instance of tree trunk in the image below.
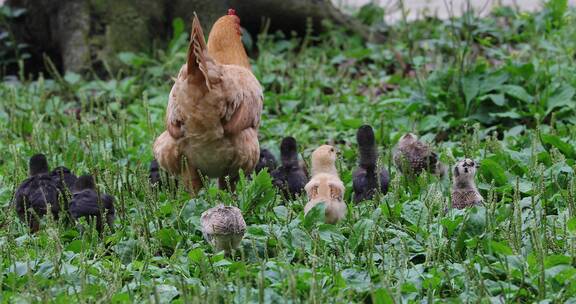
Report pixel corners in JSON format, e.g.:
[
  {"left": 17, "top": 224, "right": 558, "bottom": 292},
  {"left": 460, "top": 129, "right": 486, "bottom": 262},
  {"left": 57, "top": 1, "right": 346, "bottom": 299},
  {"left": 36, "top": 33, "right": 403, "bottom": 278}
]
[{"left": 3, "top": 0, "right": 379, "bottom": 76}]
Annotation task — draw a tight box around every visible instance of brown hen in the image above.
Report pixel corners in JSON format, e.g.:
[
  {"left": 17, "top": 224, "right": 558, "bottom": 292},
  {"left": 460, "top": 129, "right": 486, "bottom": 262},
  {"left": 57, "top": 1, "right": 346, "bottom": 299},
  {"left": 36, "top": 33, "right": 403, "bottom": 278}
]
[{"left": 153, "top": 10, "right": 263, "bottom": 194}]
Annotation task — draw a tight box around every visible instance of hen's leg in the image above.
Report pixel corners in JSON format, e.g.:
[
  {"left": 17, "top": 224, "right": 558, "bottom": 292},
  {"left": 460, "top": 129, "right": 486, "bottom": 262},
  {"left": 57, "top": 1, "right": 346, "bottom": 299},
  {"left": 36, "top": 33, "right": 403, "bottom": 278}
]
[{"left": 181, "top": 162, "right": 203, "bottom": 195}]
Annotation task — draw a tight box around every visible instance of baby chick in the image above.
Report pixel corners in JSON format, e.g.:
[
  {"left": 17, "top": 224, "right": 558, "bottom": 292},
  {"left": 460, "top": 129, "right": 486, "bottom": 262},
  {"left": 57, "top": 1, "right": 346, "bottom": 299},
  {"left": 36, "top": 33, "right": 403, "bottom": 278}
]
[
  {"left": 201, "top": 204, "right": 246, "bottom": 255},
  {"left": 149, "top": 159, "right": 162, "bottom": 187},
  {"left": 451, "top": 159, "right": 483, "bottom": 209},
  {"left": 255, "top": 148, "right": 278, "bottom": 174},
  {"left": 304, "top": 145, "right": 346, "bottom": 224},
  {"left": 271, "top": 137, "right": 309, "bottom": 198},
  {"left": 352, "top": 125, "right": 390, "bottom": 203},
  {"left": 13, "top": 154, "right": 62, "bottom": 232},
  {"left": 393, "top": 133, "right": 445, "bottom": 177},
  {"left": 69, "top": 175, "right": 115, "bottom": 234},
  {"left": 50, "top": 166, "right": 77, "bottom": 200}
]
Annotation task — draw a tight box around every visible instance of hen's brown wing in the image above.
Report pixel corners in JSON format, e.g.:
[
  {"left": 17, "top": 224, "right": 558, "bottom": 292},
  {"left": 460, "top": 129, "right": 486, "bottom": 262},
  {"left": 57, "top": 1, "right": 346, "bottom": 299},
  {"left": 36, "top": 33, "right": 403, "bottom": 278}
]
[{"left": 221, "top": 70, "right": 263, "bottom": 135}]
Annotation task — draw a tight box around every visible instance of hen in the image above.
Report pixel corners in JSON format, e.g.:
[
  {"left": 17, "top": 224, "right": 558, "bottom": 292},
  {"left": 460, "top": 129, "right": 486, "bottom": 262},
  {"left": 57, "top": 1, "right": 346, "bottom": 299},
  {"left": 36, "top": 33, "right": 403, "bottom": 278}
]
[
  {"left": 153, "top": 10, "right": 263, "bottom": 194},
  {"left": 304, "top": 145, "right": 346, "bottom": 224}
]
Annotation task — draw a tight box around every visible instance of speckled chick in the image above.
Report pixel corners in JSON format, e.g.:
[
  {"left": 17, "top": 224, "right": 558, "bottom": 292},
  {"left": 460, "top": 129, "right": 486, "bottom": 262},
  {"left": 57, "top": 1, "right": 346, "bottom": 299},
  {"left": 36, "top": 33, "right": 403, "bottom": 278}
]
[
  {"left": 69, "top": 175, "right": 115, "bottom": 233},
  {"left": 304, "top": 145, "right": 346, "bottom": 224},
  {"left": 393, "top": 133, "right": 444, "bottom": 177},
  {"left": 13, "top": 154, "right": 62, "bottom": 232},
  {"left": 271, "top": 137, "right": 309, "bottom": 198},
  {"left": 255, "top": 148, "right": 278, "bottom": 174},
  {"left": 451, "top": 159, "right": 483, "bottom": 209},
  {"left": 352, "top": 125, "right": 390, "bottom": 203},
  {"left": 201, "top": 204, "right": 246, "bottom": 255}
]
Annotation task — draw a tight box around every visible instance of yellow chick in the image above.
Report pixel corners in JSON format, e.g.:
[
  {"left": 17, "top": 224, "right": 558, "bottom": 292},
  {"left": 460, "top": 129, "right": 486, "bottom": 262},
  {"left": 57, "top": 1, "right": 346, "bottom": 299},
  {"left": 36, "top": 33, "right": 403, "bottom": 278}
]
[{"left": 304, "top": 145, "right": 346, "bottom": 224}]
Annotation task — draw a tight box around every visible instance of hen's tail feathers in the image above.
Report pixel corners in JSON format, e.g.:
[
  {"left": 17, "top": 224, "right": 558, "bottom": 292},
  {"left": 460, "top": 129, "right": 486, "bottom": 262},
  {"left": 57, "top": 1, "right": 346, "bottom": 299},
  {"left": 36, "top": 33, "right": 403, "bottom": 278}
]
[{"left": 188, "top": 14, "right": 212, "bottom": 90}]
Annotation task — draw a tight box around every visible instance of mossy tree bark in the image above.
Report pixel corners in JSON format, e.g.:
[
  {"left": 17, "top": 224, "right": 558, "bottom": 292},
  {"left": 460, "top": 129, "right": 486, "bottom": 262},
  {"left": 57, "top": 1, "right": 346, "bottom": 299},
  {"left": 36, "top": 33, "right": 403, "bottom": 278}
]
[{"left": 4, "top": 0, "right": 378, "bottom": 75}]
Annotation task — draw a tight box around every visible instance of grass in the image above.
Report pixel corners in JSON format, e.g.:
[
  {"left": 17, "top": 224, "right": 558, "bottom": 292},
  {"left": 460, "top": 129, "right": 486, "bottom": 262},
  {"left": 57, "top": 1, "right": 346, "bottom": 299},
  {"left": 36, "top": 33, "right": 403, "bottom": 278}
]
[{"left": 1, "top": 1, "right": 576, "bottom": 302}]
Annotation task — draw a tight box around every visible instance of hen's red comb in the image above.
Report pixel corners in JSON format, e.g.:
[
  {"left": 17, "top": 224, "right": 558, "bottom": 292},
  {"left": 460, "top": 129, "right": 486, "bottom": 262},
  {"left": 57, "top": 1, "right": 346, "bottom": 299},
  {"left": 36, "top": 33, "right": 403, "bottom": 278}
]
[{"left": 228, "top": 8, "right": 236, "bottom": 15}]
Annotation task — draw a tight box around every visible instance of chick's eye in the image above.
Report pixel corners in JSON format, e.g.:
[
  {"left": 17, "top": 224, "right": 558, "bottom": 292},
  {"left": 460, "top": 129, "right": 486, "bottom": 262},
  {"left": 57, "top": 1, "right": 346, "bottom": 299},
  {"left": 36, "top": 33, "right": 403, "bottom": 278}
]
[{"left": 330, "top": 148, "right": 334, "bottom": 152}]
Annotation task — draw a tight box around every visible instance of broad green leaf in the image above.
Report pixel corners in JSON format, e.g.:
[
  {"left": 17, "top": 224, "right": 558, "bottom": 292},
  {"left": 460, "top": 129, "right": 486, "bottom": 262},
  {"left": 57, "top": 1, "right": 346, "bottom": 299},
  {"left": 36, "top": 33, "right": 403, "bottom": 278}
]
[
  {"left": 372, "top": 288, "right": 394, "bottom": 304},
  {"left": 479, "top": 73, "right": 508, "bottom": 94},
  {"left": 462, "top": 75, "right": 480, "bottom": 106},
  {"left": 441, "top": 217, "right": 463, "bottom": 237},
  {"left": 155, "top": 285, "right": 179, "bottom": 304},
  {"left": 540, "top": 134, "right": 576, "bottom": 158},
  {"left": 188, "top": 248, "right": 205, "bottom": 264},
  {"left": 544, "top": 255, "right": 571, "bottom": 268},
  {"left": 546, "top": 84, "right": 574, "bottom": 115},
  {"left": 303, "top": 202, "right": 326, "bottom": 229},
  {"left": 567, "top": 218, "right": 576, "bottom": 234},
  {"left": 273, "top": 205, "right": 289, "bottom": 221},
  {"left": 289, "top": 228, "right": 311, "bottom": 250},
  {"left": 341, "top": 268, "right": 371, "bottom": 291},
  {"left": 480, "top": 159, "right": 507, "bottom": 186},
  {"left": 318, "top": 224, "right": 346, "bottom": 243},
  {"left": 486, "top": 94, "right": 505, "bottom": 106},
  {"left": 156, "top": 228, "right": 181, "bottom": 250},
  {"left": 500, "top": 85, "right": 533, "bottom": 103},
  {"left": 111, "top": 292, "right": 131, "bottom": 303},
  {"left": 65, "top": 240, "right": 83, "bottom": 253},
  {"left": 350, "top": 219, "right": 375, "bottom": 249},
  {"left": 488, "top": 240, "right": 513, "bottom": 256}
]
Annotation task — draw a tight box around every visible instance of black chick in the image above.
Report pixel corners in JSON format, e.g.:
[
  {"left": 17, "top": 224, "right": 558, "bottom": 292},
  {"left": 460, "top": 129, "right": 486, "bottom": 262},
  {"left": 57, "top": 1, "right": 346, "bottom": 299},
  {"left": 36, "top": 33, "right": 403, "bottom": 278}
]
[
  {"left": 352, "top": 125, "right": 390, "bottom": 203},
  {"left": 149, "top": 158, "right": 180, "bottom": 195},
  {"left": 13, "top": 154, "right": 62, "bottom": 232},
  {"left": 69, "top": 175, "right": 115, "bottom": 234},
  {"left": 149, "top": 159, "right": 162, "bottom": 187},
  {"left": 271, "top": 137, "right": 309, "bottom": 198},
  {"left": 50, "top": 166, "right": 77, "bottom": 201},
  {"left": 255, "top": 148, "right": 278, "bottom": 174}
]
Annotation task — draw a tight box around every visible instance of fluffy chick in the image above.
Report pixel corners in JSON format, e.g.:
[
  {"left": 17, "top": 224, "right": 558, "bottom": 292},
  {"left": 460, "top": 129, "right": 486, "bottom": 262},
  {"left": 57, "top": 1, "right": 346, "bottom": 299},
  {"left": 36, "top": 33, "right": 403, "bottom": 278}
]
[
  {"left": 149, "top": 159, "right": 162, "bottom": 187},
  {"left": 271, "top": 137, "right": 309, "bottom": 198},
  {"left": 451, "top": 159, "right": 483, "bottom": 209},
  {"left": 50, "top": 166, "right": 77, "bottom": 200},
  {"left": 393, "top": 133, "right": 445, "bottom": 177},
  {"left": 352, "top": 125, "right": 390, "bottom": 203},
  {"left": 304, "top": 145, "right": 346, "bottom": 224},
  {"left": 13, "top": 154, "right": 62, "bottom": 232},
  {"left": 255, "top": 148, "right": 278, "bottom": 174},
  {"left": 201, "top": 204, "right": 246, "bottom": 255},
  {"left": 69, "top": 175, "right": 115, "bottom": 234}
]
